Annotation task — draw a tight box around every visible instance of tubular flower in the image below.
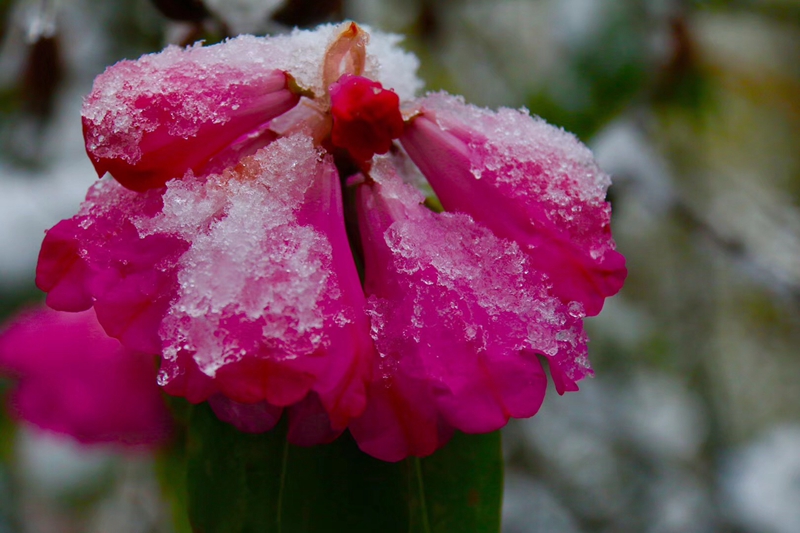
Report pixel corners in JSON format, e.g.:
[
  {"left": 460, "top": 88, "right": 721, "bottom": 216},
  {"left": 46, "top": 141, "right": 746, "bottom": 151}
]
[
  {"left": 0, "top": 307, "right": 172, "bottom": 448},
  {"left": 36, "top": 22, "right": 626, "bottom": 459}
]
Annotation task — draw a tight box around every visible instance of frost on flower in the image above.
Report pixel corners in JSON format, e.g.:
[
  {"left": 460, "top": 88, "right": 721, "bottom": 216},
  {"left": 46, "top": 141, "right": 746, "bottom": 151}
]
[{"left": 36, "top": 22, "right": 626, "bottom": 459}]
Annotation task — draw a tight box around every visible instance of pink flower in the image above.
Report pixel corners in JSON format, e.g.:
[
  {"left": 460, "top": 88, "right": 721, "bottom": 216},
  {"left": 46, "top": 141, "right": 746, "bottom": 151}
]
[
  {"left": 36, "top": 23, "right": 625, "bottom": 459},
  {"left": 0, "top": 306, "right": 172, "bottom": 448},
  {"left": 401, "top": 93, "right": 627, "bottom": 317},
  {"left": 349, "top": 161, "right": 587, "bottom": 461}
]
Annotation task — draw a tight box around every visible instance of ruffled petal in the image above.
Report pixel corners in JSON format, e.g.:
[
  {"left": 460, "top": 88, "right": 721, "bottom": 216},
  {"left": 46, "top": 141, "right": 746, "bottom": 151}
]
[
  {"left": 208, "top": 394, "right": 284, "bottom": 434},
  {"left": 36, "top": 218, "right": 94, "bottom": 312},
  {"left": 83, "top": 42, "right": 301, "bottom": 192},
  {"left": 286, "top": 392, "right": 344, "bottom": 447},
  {"left": 401, "top": 93, "right": 627, "bottom": 316},
  {"left": 153, "top": 136, "right": 372, "bottom": 428},
  {"left": 349, "top": 159, "right": 588, "bottom": 460},
  {"left": 351, "top": 371, "right": 451, "bottom": 462},
  {"left": 36, "top": 180, "right": 188, "bottom": 353},
  {"left": 205, "top": 392, "right": 343, "bottom": 446},
  {"left": 0, "top": 307, "right": 172, "bottom": 447}
]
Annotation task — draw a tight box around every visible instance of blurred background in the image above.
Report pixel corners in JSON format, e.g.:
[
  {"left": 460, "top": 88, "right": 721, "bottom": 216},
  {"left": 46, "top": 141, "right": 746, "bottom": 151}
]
[{"left": 0, "top": 0, "right": 799, "bottom": 531}]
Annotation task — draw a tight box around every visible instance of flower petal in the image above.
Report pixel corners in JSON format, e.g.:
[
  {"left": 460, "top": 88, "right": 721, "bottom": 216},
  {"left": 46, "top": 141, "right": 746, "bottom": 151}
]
[
  {"left": 286, "top": 392, "right": 344, "bottom": 447},
  {"left": 205, "top": 391, "right": 343, "bottom": 446},
  {"left": 36, "top": 218, "right": 94, "bottom": 312},
  {"left": 83, "top": 42, "right": 301, "bottom": 191},
  {"left": 36, "top": 180, "right": 188, "bottom": 353},
  {"left": 208, "top": 394, "right": 284, "bottom": 434},
  {"left": 154, "top": 136, "right": 372, "bottom": 428},
  {"left": 401, "top": 93, "right": 626, "bottom": 316},
  {"left": 0, "top": 307, "right": 172, "bottom": 447},
  {"left": 349, "top": 159, "right": 588, "bottom": 460}
]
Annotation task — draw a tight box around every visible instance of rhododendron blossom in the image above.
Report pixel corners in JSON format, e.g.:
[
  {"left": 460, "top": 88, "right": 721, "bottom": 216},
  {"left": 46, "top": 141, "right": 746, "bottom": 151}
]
[
  {"left": 0, "top": 307, "right": 172, "bottom": 447},
  {"left": 36, "top": 22, "right": 626, "bottom": 461}
]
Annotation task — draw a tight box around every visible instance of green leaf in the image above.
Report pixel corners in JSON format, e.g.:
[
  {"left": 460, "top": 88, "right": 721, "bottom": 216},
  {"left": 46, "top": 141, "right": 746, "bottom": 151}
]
[
  {"left": 409, "top": 431, "right": 504, "bottom": 533},
  {"left": 185, "top": 403, "right": 503, "bottom": 533}
]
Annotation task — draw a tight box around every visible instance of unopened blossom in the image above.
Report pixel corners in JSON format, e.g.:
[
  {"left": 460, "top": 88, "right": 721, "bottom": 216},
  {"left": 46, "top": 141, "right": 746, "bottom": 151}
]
[
  {"left": 36, "top": 22, "right": 626, "bottom": 460},
  {"left": 0, "top": 306, "right": 172, "bottom": 447}
]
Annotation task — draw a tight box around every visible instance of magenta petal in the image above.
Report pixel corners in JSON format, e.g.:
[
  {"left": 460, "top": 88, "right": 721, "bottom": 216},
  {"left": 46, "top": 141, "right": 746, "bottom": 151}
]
[
  {"left": 401, "top": 93, "right": 627, "bottom": 316},
  {"left": 158, "top": 349, "right": 219, "bottom": 404},
  {"left": 83, "top": 41, "right": 301, "bottom": 192},
  {"left": 286, "top": 392, "right": 344, "bottom": 447},
  {"left": 155, "top": 136, "right": 372, "bottom": 426},
  {"left": 349, "top": 159, "right": 588, "bottom": 460},
  {"left": 350, "top": 373, "right": 451, "bottom": 462},
  {"left": 0, "top": 307, "right": 172, "bottom": 447},
  {"left": 36, "top": 219, "right": 94, "bottom": 311},
  {"left": 90, "top": 227, "right": 188, "bottom": 353},
  {"left": 208, "top": 394, "right": 284, "bottom": 433},
  {"left": 206, "top": 392, "right": 343, "bottom": 445},
  {"left": 36, "top": 180, "right": 188, "bottom": 353}
]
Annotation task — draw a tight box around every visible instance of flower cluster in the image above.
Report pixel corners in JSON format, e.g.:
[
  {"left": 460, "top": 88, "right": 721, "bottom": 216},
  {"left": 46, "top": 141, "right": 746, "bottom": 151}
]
[{"left": 36, "top": 23, "right": 625, "bottom": 461}]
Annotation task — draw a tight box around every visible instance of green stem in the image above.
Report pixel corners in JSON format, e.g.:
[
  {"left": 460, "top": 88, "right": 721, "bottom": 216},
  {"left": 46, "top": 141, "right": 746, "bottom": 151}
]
[
  {"left": 276, "top": 437, "right": 290, "bottom": 532},
  {"left": 414, "top": 457, "right": 432, "bottom": 533}
]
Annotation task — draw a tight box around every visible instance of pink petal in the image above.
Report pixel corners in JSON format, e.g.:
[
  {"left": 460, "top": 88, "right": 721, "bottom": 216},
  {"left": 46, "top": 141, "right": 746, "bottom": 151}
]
[
  {"left": 350, "top": 372, "right": 451, "bottom": 462},
  {"left": 36, "top": 219, "right": 94, "bottom": 312},
  {"left": 286, "top": 392, "right": 344, "bottom": 447},
  {"left": 83, "top": 43, "right": 301, "bottom": 192},
  {"left": 401, "top": 93, "right": 627, "bottom": 316},
  {"left": 349, "top": 159, "right": 588, "bottom": 460},
  {"left": 154, "top": 136, "right": 372, "bottom": 428},
  {"left": 36, "top": 180, "right": 188, "bottom": 354},
  {"left": 158, "top": 348, "right": 218, "bottom": 404},
  {"left": 205, "top": 391, "right": 343, "bottom": 446},
  {"left": 208, "top": 394, "right": 284, "bottom": 434},
  {"left": 0, "top": 307, "right": 172, "bottom": 448}
]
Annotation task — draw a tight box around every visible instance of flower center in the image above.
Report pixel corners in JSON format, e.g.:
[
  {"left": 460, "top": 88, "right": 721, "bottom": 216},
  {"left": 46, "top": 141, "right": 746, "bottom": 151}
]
[{"left": 328, "top": 74, "right": 404, "bottom": 164}]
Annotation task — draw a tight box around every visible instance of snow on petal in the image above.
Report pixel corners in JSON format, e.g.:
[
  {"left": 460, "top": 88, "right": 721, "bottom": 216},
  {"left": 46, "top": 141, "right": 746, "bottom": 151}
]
[
  {"left": 401, "top": 92, "right": 627, "bottom": 316},
  {"left": 349, "top": 158, "right": 589, "bottom": 461},
  {"left": 153, "top": 136, "right": 372, "bottom": 429},
  {"left": 36, "top": 179, "right": 188, "bottom": 354},
  {"left": 82, "top": 26, "right": 422, "bottom": 193},
  {"left": 0, "top": 307, "right": 172, "bottom": 447},
  {"left": 83, "top": 46, "right": 300, "bottom": 191}
]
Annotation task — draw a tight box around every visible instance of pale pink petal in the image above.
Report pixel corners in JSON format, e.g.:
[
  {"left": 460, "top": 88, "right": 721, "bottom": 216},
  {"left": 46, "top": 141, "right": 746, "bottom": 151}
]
[
  {"left": 0, "top": 307, "right": 172, "bottom": 447},
  {"left": 401, "top": 92, "right": 627, "bottom": 316},
  {"left": 83, "top": 43, "right": 300, "bottom": 191},
  {"left": 349, "top": 159, "right": 588, "bottom": 459}
]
